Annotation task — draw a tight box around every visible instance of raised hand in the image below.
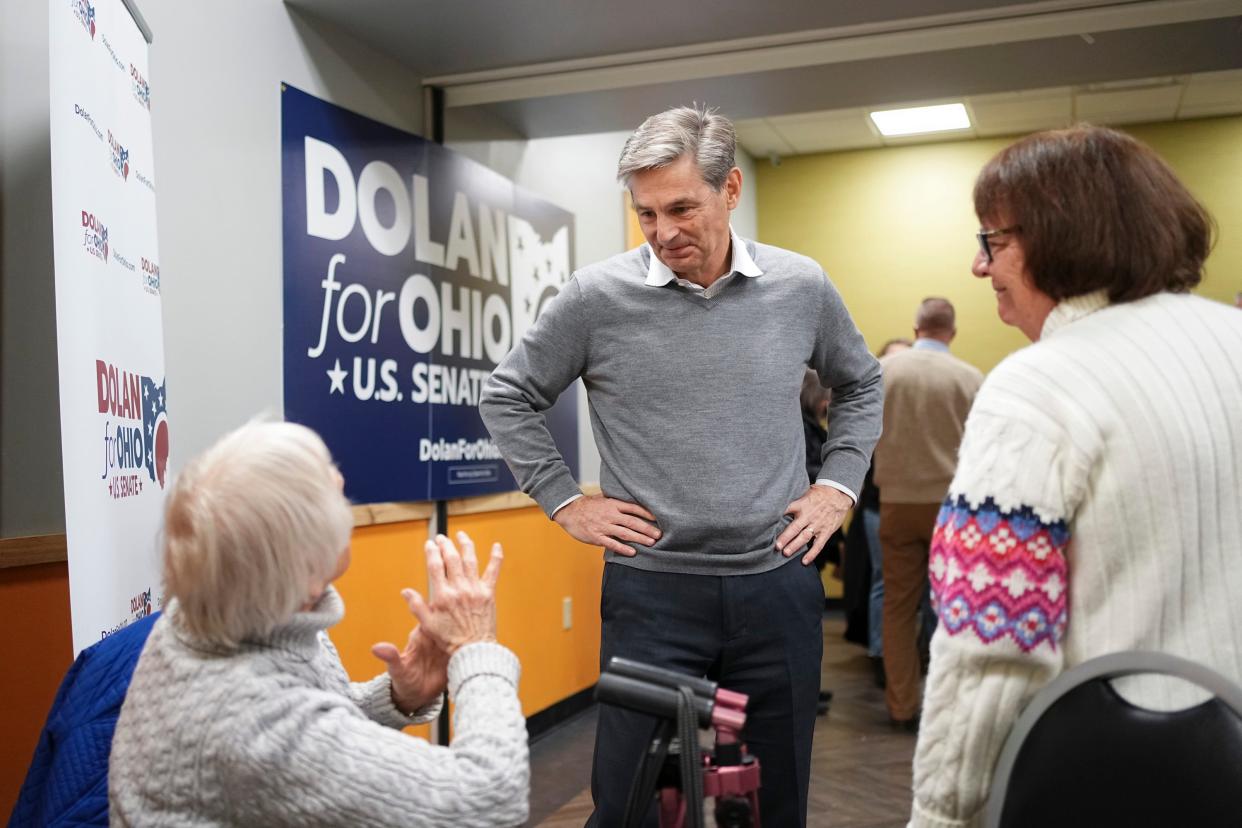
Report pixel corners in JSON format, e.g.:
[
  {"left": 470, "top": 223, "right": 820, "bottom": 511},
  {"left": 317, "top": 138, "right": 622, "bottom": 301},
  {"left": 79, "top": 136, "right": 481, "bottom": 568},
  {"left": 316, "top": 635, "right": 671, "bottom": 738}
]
[
  {"left": 371, "top": 531, "right": 503, "bottom": 714},
  {"left": 404, "top": 531, "right": 502, "bottom": 654},
  {"left": 371, "top": 625, "right": 449, "bottom": 715}
]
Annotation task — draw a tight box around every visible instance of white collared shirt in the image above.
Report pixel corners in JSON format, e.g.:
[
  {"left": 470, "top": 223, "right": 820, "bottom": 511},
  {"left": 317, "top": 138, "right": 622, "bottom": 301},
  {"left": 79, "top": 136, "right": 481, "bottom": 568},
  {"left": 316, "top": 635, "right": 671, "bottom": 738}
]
[{"left": 643, "top": 226, "right": 763, "bottom": 298}]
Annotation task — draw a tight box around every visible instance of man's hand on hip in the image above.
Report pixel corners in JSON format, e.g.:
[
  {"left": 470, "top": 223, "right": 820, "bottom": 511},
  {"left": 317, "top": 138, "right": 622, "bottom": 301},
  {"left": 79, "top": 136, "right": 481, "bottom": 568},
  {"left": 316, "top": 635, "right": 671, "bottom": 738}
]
[
  {"left": 777, "top": 485, "right": 853, "bottom": 565},
  {"left": 554, "top": 494, "right": 661, "bottom": 556}
]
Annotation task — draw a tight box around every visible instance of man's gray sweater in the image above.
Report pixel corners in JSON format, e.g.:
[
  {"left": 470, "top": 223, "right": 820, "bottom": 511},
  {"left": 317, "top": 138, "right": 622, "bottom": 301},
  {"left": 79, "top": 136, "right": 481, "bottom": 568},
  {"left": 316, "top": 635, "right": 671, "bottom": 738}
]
[{"left": 480, "top": 239, "right": 883, "bottom": 576}]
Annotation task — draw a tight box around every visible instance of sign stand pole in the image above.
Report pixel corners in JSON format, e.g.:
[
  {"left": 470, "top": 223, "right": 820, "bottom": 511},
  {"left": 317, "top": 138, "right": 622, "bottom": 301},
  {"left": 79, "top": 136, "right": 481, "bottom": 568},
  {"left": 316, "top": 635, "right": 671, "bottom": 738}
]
[
  {"left": 430, "top": 498, "right": 450, "bottom": 746},
  {"left": 424, "top": 82, "right": 451, "bottom": 747}
]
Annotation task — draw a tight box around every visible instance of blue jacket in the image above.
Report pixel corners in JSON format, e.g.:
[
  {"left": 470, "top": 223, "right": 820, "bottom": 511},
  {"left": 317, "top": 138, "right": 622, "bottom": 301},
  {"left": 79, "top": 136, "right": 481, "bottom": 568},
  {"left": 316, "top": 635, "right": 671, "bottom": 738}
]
[{"left": 8, "top": 613, "right": 159, "bottom": 827}]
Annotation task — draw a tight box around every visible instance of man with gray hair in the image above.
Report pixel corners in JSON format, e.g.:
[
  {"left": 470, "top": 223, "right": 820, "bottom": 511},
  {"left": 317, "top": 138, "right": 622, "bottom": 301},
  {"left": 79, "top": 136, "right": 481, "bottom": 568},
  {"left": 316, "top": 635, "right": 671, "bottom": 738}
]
[
  {"left": 872, "top": 297, "right": 983, "bottom": 730},
  {"left": 481, "top": 105, "right": 882, "bottom": 826}
]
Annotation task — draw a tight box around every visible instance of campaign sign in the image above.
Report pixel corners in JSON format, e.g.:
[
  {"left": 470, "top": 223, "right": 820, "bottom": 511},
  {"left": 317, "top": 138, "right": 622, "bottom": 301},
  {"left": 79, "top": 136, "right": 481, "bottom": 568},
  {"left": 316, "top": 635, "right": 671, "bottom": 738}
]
[
  {"left": 50, "top": 0, "right": 167, "bottom": 653},
  {"left": 281, "top": 85, "right": 578, "bottom": 504}
]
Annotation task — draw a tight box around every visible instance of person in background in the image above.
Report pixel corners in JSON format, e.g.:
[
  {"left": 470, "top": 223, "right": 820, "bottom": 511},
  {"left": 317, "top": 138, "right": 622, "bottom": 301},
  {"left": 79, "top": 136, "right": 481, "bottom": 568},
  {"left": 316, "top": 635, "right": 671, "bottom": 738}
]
[
  {"left": 849, "top": 336, "right": 912, "bottom": 688},
  {"left": 109, "top": 421, "right": 528, "bottom": 827},
  {"left": 874, "top": 299, "right": 983, "bottom": 731},
  {"left": 878, "top": 337, "right": 914, "bottom": 357},
  {"left": 911, "top": 125, "right": 1242, "bottom": 827},
  {"left": 481, "top": 104, "right": 883, "bottom": 827},
  {"left": 801, "top": 369, "right": 847, "bottom": 715},
  {"left": 800, "top": 368, "right": 832, "bottom": 484}
]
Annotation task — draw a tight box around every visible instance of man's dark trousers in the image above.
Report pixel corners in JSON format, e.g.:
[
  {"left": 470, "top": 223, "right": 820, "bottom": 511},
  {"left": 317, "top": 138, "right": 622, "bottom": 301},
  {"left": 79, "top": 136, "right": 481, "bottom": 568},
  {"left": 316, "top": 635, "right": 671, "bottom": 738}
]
[{"left": 587, "top": 558, "right": 825, "bottom": 827}]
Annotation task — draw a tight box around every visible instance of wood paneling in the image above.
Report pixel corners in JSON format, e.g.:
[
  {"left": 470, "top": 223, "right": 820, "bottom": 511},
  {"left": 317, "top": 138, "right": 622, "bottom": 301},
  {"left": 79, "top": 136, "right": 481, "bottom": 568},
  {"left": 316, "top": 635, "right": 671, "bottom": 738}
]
[{"left": 0, "top": 534, "right": 68, "bottom": 569}]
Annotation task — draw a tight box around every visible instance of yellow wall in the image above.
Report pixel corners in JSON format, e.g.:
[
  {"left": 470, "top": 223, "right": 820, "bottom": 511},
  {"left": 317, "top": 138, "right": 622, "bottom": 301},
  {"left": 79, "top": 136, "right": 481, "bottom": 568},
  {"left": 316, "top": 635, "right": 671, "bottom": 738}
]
[
  {"left": 757, "top": 115, "right": 1242, "bottom": 373},
  {"left": 452, "top": 509, "right": 604, "bottom": 713},
  {"left": 331, "top": 509, "right": 604, "bottom": 729}
]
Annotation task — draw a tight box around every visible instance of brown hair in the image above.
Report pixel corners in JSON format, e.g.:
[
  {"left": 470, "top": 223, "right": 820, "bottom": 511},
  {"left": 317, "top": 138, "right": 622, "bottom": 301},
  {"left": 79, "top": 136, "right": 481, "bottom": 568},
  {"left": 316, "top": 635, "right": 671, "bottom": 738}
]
[
  {"left": 973, "top": 124, "right": 1214, "bottom": 303},
  {"left": 877, "top": 337, "right": 912, "bottom": 358},
  {"left": 800, "top": 369, "right": 830, "bottom": 420}
]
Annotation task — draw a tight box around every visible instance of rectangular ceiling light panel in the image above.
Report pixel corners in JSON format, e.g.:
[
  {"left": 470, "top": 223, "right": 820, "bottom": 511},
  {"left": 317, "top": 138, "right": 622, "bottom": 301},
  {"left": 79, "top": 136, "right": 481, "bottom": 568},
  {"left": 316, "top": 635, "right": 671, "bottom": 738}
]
[{"left": 869, "top": 103, "right": 971, "bottom": 136}]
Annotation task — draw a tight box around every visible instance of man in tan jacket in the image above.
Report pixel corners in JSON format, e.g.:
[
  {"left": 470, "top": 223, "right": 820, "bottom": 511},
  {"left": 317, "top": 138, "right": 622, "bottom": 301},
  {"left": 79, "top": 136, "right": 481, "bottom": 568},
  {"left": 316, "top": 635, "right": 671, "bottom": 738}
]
[{"left": 874, "top": 297, "right": 983, "bottom": 728}]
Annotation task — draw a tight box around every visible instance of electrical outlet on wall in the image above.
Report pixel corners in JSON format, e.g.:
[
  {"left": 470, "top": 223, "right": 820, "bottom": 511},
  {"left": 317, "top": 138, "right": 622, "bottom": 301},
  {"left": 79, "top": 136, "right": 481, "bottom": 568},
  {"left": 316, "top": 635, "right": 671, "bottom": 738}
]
[{"left": 562, "top": 597, "right": 572, "bottom": 630}]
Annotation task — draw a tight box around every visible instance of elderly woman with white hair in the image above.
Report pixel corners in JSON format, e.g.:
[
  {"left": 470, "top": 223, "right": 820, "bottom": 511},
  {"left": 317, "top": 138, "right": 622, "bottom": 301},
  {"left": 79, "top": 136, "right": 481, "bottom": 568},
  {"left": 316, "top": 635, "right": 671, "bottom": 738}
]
[{"left": 108, "top": 421, "right": 528, "bottom": 827}]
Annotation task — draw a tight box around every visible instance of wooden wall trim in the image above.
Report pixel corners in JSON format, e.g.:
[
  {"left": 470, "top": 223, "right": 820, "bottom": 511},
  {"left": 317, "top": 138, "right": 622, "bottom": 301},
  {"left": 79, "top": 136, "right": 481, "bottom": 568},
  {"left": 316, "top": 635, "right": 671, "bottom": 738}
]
[
  {"left": 0, "top": 534, "right": 69, "bottom": 569},
  {"left": 351, "top": 483, "right": 602, "bottom": 527},
  {"left": 1, "top": 485, "right": 602, "bottom": 565},
  {"left": 351, "top": 501, "right": 435, "bottom": 527}
]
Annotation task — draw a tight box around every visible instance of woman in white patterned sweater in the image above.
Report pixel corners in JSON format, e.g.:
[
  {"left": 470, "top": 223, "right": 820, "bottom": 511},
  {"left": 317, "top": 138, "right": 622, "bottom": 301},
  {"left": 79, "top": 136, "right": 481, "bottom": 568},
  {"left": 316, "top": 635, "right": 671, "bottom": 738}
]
[
  {"left": 910, "top": 125, "right": 1242, "bottom": 828},
  {"left": 109, "top": 422, "right": 528, "bottom": 827}
]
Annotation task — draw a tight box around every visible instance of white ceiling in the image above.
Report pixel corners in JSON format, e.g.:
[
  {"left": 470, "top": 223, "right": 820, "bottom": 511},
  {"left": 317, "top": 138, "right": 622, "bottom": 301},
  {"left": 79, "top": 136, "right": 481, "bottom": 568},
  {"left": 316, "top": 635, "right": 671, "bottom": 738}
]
[
  {"left": 286, "top": 0, "right": 1242, "bottom": 152},
  {"left": 735, "top": 68, "right": 1242, "bottom": 157}
]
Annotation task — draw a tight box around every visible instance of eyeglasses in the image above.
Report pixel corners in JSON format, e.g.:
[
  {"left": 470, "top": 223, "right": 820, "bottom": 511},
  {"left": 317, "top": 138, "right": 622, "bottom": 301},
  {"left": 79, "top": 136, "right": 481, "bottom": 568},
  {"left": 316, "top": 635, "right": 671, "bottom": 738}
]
[{"left": 976, "top": 225, "right": 1020, "bottom": 264}]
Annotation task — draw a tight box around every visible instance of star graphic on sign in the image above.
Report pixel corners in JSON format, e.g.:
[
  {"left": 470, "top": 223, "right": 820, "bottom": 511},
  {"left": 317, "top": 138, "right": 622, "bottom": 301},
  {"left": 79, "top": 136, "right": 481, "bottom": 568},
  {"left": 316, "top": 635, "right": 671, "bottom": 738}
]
[
  {"left": 327, "top": 359, "right": 348, "bottom": 394},
  {"left": 150, "top": 400, "right": 157, "bottom": 416},
  {"left": 159, "top": 389, "right": 165, "bottom": 408}
]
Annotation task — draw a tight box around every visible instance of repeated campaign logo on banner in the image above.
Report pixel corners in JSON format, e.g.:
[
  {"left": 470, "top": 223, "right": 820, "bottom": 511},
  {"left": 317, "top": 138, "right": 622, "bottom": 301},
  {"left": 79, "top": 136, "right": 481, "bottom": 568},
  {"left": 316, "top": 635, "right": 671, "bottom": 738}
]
[
  {"left": 96, "top": 359, "right": 170, "bottom": 497},
  {"left": 281, "top": 85, "right": 578, "bottom": 504},
  {"left": 50, "top": 0, "right": 167, "bottom": 653}
]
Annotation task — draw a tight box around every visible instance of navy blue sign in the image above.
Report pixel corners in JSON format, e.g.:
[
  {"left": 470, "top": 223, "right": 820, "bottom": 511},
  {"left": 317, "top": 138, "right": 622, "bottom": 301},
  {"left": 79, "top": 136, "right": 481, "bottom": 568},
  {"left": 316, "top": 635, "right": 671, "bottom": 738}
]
[{"left": 281, "top": 84, "right": 578, "bottom": 503}]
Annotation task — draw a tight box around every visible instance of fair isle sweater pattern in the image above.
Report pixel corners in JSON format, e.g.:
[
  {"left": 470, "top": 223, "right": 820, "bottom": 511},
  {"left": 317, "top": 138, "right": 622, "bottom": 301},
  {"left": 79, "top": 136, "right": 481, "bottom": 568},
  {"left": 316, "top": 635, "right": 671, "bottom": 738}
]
[
  {"left": 910, "top": 290, "right": 1242, "bottom": 828},
  {"left": 931, "top": 496, "right": 1069, "bottom": 653}
]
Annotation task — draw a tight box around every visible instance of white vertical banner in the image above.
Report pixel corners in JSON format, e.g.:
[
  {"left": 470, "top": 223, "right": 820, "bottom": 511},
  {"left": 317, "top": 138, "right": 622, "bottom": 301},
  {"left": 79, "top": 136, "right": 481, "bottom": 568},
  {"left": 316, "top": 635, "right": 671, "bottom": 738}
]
[{"left": 49, "top": 0, "right": 167, "bottom": 654}]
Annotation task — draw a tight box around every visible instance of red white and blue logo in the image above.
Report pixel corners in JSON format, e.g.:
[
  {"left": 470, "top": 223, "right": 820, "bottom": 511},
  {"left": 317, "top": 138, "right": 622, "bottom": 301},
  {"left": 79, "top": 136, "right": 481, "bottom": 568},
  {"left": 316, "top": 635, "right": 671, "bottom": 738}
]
[
  {"left": 140, "top": 374, "right": 171, "bottom": 489},
  {"left": 108, "top": 130, "right": 129, "bottom": 181},
  {"left": 82, "top": 210, "right": 109, "bottom": 262},
  {"left": 96, "top": 359, "right": 171, "bottom": 498},
  {"left": 130, "top": 64, "right": 151, "bottom": 110},
  {"left": 71, "top": 0, "right": 96, "bottom": 39},
  {"left": 140, "top": 257, "right": 160, "bottom": 296},
  {"left": 129, "top": 587, "right": 154, "bottom": 621}
]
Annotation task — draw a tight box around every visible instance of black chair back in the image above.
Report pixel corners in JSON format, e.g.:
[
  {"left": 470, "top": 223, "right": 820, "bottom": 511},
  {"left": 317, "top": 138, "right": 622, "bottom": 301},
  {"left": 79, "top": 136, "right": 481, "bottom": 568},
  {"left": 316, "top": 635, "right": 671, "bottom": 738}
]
[{"left": 985, "top": 652, "right": 1242, "bottom": 828}]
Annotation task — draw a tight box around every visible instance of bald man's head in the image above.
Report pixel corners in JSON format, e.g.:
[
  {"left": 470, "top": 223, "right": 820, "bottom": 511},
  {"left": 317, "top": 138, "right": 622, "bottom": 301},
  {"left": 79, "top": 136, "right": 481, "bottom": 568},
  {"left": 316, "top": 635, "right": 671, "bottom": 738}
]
[{"left": 915, "top": 297, "right": 956, "bottom": 342}]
